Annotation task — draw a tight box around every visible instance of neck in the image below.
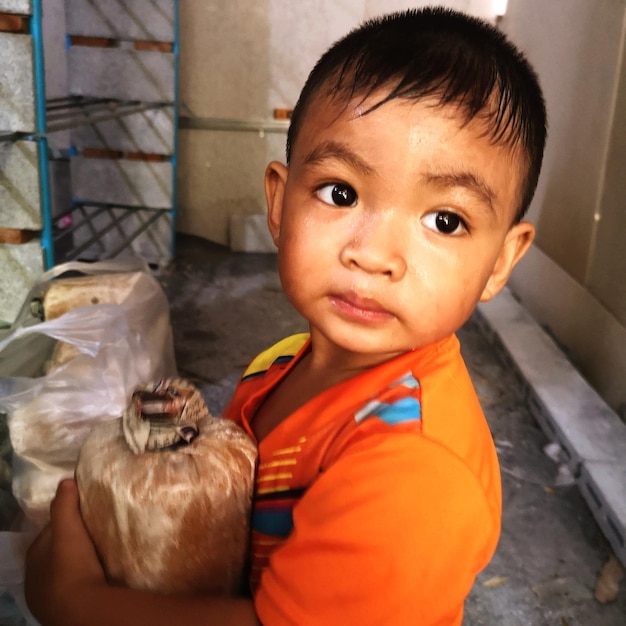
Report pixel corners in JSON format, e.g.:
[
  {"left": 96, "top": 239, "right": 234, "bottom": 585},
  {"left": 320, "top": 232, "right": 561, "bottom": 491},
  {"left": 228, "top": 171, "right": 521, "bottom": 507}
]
[{"left": 305, "top": 328, "right": 404, "bottom": 383}]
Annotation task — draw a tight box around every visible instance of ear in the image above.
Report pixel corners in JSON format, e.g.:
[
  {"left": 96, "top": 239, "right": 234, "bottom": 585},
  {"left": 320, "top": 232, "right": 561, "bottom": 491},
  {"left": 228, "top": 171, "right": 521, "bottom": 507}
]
[
  {"left": 264, "top": 161, "right": 289, "bottom": 247},
  {"left": 480, "top": 221, "right": 535, "bottom": 302}
]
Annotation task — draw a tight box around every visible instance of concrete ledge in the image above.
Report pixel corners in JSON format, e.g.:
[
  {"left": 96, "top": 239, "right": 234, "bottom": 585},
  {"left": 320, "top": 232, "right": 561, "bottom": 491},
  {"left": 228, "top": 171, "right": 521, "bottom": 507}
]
[{"left": 477, "top": 288, "right": 626, "bottom": 567}]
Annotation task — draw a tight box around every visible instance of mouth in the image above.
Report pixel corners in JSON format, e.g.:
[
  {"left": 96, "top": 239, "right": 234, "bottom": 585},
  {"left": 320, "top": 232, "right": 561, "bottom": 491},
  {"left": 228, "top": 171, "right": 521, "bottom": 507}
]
[{"left": 329, "top": 291, "right": 395, "bottom": 323}]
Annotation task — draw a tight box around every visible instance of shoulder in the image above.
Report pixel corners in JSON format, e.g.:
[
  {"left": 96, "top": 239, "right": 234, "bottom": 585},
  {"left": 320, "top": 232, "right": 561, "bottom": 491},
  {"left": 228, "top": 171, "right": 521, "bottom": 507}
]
[
  {"left": 241, "top": 333, "right": 310, "bottom": 380},
  {"left": 223, "top": 334, "right": 309, "bottom": 424},
  {"left": 415, "top": 334, "right": 502, "bottom": 525}
]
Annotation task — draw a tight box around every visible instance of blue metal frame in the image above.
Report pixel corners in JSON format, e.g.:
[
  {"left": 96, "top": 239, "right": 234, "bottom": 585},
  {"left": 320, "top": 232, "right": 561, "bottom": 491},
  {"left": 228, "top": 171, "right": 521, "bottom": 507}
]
[
  {"left": 31, "top": 0, "right": 54, "bottom": 270},
  {"left": 26, "top": 0, "right": 180, "bottom": 269},
  {"left": 171, "top": 0, "right": 180, "bottom": 258}
]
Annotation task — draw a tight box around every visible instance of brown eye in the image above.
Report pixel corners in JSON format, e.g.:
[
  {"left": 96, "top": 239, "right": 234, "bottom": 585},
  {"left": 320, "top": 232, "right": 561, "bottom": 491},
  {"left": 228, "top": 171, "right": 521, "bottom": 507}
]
[
  {"left": 435, "top": 212, "right": 461, "bottom": 234},
  {"left": 317, "top": 183, "right": 358, "bottom": 207},
  {"left": 422, "top": 211, "right": 467, "bottom": 236}
]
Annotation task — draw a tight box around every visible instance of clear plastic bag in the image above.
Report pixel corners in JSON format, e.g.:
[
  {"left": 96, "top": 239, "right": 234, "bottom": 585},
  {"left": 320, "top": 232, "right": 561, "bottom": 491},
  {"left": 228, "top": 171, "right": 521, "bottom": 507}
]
[
  {"left": 0, "top": 258, "right": 177, "bottom": 526},
  {"left": 0, "top": 259, "right": 177, "bottom": 625}
]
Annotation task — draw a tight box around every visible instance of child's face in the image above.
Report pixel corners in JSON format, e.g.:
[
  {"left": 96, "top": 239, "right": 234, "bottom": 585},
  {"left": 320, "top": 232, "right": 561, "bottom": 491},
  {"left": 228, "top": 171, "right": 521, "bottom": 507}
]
[{"left": 265, "top": 93, "right": 534, "bottom": 361}]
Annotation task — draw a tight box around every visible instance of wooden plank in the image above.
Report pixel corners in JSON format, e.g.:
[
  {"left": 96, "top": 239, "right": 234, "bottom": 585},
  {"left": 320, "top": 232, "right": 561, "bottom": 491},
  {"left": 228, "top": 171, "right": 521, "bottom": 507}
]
[
  {"left": 81, "top": 148, "right": 169, "bottom": 162},
  {"left": 134, "top": 40, "right": 172, "bottom": 53},
  {"left": 0, "top": 227, "right": 37, "bottom": 244},
  {"left": 69, "top": 36, "right": 173, "bottom": 52},
  {"left": 0, "top": 13, "right": 28, "bottom": 33},
  {"left": 273, "top": 108, "right": 293, "bottom": 120},
  {"left": 82, "top": 147, "right": 123, "bottom": 159},
  {"left": 125, "top": 151, "right": 169, "bottom": 162},
  {"left": 69, "top": 35, "right": 115, "bottom": 48}
]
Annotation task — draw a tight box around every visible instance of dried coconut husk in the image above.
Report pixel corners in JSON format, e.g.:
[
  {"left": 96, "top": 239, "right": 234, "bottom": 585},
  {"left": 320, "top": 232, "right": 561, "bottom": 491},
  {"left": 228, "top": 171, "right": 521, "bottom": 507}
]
[{"left": 76, "top": 379, "right": 257, "bottom": 595}]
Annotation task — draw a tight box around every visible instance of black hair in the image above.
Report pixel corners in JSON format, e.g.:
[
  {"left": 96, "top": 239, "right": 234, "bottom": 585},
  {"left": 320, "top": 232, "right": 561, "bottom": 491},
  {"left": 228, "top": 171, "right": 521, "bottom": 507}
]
[{"left": 286, "top": 7, "right": 547, "bottom": 220}]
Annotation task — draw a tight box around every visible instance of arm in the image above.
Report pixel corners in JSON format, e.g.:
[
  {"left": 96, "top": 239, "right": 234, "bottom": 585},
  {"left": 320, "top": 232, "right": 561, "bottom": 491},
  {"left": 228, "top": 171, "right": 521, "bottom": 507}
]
[{"left": 24, "top": 480, "right": 260, "bottom": 626}]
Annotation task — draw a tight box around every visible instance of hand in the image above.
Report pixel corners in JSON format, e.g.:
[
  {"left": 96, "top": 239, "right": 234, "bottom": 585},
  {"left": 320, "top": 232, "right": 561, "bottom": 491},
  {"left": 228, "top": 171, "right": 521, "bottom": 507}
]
[
  {"left": 24, "top": 479, "right": 261, "bottom": 626},
  {"left": 24, "top": 478, "right": 106, "bottom": 624}
]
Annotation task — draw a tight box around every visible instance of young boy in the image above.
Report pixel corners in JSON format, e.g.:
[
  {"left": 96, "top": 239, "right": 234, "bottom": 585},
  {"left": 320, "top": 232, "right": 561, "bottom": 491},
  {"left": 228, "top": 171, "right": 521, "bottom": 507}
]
[{"left": 24, "top": 7, "right": 546, "bottom": 626}]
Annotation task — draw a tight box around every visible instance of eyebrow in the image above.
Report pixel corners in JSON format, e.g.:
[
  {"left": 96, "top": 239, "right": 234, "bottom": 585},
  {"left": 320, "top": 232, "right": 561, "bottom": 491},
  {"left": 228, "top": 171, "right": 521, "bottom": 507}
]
[
  {"left": 422, "top": 171, "right": 496, "bottom": 213},
  {"left": 303, "top": 141, "right": 498, "bottom": 212},
  {"left": 303, "top": 140, "right": 375, "bottom": 176}
]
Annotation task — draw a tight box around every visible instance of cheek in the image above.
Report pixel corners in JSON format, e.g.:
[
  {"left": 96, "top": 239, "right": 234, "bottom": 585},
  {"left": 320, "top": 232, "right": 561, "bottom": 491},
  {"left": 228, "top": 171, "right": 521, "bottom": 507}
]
[
  {"left": 276, "top": 228, "right": 321, "bottom": 291},
  {"left": 404, "top": 240, "right": 488, "bottom": 307},
  {"left": 280, "top": 206, "right": 347, "bottom": 263},
  {"left": 405, "top": 234, "right": 451, "bottom": 289}
]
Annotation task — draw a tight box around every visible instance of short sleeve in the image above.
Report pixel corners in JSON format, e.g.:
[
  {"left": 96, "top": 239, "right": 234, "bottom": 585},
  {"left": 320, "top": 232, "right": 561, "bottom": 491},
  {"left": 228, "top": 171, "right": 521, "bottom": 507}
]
[{"left": 254, "top": 432, "right": 500, "bottom": 626}]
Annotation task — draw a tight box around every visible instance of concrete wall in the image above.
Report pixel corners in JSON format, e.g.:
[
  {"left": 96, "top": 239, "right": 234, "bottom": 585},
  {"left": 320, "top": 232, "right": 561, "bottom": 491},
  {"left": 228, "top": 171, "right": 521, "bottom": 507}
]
[
  {"left": 502, "top": 0, "right": 626, "bottom": 415},
  {"left": 176, "top": 0, "right": 498, "bottom": 246},
  {"left": 176, "top": 0, "right": 626, "bottom": 415}
]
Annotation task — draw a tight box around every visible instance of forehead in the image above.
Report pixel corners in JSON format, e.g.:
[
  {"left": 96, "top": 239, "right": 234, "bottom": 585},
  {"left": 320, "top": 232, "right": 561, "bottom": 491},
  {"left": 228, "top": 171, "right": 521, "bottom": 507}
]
[
  {"left": 297, "top": 88, "right": 521, "bottom": 150},
  {"left": 291, "top": 92, "right": 526, "bottom": 221},
  {"left": 298, "top": 92, "right": 523, "bottom": 164}
]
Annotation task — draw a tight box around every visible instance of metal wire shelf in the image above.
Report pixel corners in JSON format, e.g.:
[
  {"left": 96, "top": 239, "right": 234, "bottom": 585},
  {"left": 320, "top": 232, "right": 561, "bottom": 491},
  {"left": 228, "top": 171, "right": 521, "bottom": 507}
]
[
  {"left": 54, "top": 200, "right": 174, "bottom": 266},
  {"left": 46, "top": 96, "right": 174, "bottom": 133}
]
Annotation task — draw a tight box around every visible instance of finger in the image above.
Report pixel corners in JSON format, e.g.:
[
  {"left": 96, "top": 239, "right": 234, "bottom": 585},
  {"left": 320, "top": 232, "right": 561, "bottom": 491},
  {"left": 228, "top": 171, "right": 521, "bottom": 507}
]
[
  {"left": 49, "top": 478, "right": 81, "bottom": 535},
  {"left": 25, "top": 523, "right": 52, "bottom": 566},
  {"left": 50, "top": 478, "right": 106, "bottom": 581},
  {"left": 26, "top": 480, "right": 75, "bottom": 565},
  {"left": 50, "top": 479, "right": 92, "bottom": 544},
  {"left": 49, "top": 479, "right": 94, "bottom": 557}
]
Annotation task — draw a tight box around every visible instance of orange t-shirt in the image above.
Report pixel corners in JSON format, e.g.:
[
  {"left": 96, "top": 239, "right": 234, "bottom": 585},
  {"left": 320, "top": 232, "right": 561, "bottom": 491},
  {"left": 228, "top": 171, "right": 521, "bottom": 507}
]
[{"left": 224, "top": 333, "right": 501, "bottom": 626}]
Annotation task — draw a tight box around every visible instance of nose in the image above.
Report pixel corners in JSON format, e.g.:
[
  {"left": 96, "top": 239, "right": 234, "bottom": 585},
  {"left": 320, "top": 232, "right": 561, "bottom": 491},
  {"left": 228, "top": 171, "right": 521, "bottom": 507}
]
[{"left": 339, "top": 210, "right": 407, "bottom": 280}]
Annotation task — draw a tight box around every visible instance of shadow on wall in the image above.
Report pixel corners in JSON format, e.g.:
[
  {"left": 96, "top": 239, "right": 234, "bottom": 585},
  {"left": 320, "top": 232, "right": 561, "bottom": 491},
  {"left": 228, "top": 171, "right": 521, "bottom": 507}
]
[{"left": 176, "top": 0, "right": 277, "bottom": 247}]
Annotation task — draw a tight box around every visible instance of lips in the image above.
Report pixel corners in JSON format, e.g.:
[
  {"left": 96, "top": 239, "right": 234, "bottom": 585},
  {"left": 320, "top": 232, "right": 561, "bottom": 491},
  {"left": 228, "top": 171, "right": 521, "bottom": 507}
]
[{"left": 330, "top": 291, "right": 394, "bottom": 322}]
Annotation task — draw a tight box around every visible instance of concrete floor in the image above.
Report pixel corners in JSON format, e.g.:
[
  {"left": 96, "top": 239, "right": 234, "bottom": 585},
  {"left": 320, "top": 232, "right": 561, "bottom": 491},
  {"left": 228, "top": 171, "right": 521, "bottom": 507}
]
[
  {"left": 0, "top": 232, "right": 624, "bottom": 625},
  {"left": 160, "top": 234, "right": 626, "bottom": 626}
]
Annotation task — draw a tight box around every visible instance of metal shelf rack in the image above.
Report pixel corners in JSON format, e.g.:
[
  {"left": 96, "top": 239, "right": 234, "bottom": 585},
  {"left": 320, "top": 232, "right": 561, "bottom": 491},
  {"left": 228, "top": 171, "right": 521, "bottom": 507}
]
[{"left": 0, "top": 0, "right": 180, "bottom": 325}]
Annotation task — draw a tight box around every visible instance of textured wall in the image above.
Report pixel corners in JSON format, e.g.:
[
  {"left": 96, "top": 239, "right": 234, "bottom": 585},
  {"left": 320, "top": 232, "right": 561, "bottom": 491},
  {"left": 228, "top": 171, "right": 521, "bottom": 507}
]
[
  {"left": 0, "top": 3, "right": 44, "bottom": 325},
  {"left": 588, "top": 47, "right": 626, "bottom": 328},
  {"left": 176, "top": 0, "right": 498, "bottom": 246},
  {"left": 504, "top": 0, "right": 626, "bottom": 413},
  {"left": 0, "top": 141, "right": 41, "bottom": 229},
  {"left": 504, "top": 0, "right": 623, "bottom": 284},
  {"left": 0, "top": 33, "right": 35, "bottom": 132},
  {"left": 0, "top": 0, "right": 31, "bottom": 12}
]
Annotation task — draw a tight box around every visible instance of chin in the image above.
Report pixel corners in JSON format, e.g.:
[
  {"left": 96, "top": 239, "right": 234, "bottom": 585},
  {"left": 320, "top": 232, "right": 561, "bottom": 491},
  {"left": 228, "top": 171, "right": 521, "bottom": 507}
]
[{"left": 325, "top": 328, "right": 409, "bottom": 358}]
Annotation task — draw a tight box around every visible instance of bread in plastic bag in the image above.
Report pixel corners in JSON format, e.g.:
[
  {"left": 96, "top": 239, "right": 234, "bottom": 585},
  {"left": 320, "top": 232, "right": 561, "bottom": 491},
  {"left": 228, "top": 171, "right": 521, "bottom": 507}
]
[
  {"left": 76, "top": 378, "right": 257, "bottom": 596},
  {"left": 0, "top": 258, "right": 177, "bottom": 528},
  {"left": 0, "top": 258, "right": 177, "bottom": 626}
]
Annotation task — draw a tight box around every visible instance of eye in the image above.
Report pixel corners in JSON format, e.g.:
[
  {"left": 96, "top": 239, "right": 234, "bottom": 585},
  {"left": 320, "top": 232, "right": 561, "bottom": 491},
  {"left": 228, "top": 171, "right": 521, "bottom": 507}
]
[
  {"left": 316, "top": 183, "right": 357, "bottom": 207},
  {"left": 422, "top": 211, "right": 467, "bottom": 236}
]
